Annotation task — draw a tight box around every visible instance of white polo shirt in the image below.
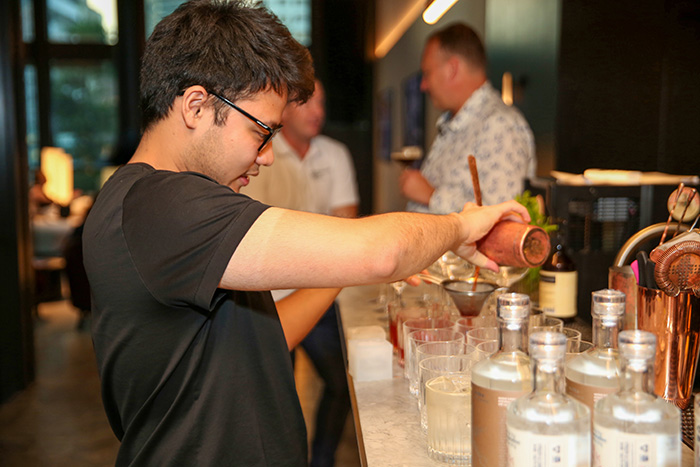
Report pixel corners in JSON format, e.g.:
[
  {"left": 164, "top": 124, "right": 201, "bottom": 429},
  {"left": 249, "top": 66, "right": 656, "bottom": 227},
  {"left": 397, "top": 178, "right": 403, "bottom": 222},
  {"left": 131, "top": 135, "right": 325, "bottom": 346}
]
[{"left": 244, "top": 133, "right": 359, "bottom": 216}]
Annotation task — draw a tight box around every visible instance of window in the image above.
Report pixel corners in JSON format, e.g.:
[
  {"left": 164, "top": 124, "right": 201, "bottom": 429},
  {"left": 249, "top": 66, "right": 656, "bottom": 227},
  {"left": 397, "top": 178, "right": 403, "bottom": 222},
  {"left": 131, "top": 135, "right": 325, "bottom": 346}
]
[
  {"left": 264, "top": 0, "right": 311, "bottom": 46},
  {"left": 50, "top": 61, "right": 118, "bottom": 190},
  {"left": 21, "top": 0, "right": 35, "bottom": 42},
  {"left": 144, "top": 0, "right": 311, "bottom": 45},
  {"left": 22, "top": 0, "right": 118, "bottom": 192},
  {"left": 47, "top": 0, "right": 118, "bottom": 45},
  {"left": 21, "top": 0, "right": 311, "bottom": 193},
  {"left": 24, "top": 65, "right": 39, "bottom": 167}
]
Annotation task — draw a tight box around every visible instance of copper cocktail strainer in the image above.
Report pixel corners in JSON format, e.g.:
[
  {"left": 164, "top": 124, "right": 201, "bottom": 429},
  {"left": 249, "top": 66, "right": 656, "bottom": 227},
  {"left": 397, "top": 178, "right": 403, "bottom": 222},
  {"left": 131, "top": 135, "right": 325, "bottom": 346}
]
[{"left": 654, "top": 240, "right": 700, "bottom": 297}]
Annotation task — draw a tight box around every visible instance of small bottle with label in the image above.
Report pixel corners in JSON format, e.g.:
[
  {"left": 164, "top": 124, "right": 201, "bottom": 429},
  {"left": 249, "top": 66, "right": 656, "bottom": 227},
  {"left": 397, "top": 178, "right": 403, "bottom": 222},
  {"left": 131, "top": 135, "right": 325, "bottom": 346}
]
[
  {"left": 565, "top": 289, "right": 624, "bottom": 412},
  {"left": 507, "top": 332, "right": 591, "bottom": 466},
  {"left": 593, "top": 330, "right": 680, "bottom": 467},
  {"left": 471, "top": 293, "right": 533, "bottom": 467},
  {"left": 539, "top": 222, "right": 577, "bottom": 320}
]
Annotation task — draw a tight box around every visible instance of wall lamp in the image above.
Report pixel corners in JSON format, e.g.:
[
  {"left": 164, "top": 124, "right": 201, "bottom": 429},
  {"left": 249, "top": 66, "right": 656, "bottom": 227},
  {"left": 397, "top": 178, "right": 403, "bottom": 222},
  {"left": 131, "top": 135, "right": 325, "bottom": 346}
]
[
  {"left": 41, "top": 147, "right": 73, "bottom": 207},
  {"left": 423, "top": 0, "right": 459, "bottom": 25}
]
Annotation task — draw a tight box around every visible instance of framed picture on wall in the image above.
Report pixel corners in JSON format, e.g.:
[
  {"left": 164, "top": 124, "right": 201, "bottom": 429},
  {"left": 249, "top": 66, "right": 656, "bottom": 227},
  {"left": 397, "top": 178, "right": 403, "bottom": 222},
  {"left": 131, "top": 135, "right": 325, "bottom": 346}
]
[
  {"left": 377, "top": 88, "right": 393, "bottom": 161},
  {"left": 402, "top": 71, "right": 425, "bottom": 152}
]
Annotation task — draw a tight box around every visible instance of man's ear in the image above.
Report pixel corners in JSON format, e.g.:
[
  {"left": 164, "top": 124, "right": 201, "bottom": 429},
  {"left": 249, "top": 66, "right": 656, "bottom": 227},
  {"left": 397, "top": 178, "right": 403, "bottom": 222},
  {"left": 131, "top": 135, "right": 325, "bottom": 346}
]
[
  {"left": 445, "top": 56, "right": 461, "bottom": 81},
  {"left": 180, "top": 86, "right": 209, "bottom": 129}
]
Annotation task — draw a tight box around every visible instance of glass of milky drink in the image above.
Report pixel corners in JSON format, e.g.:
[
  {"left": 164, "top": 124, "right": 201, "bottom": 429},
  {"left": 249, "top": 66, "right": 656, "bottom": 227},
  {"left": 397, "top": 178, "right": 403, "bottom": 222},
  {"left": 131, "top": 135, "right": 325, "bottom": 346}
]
[{"left": 426, "top": 373, "right": 472, "bottom": 465}]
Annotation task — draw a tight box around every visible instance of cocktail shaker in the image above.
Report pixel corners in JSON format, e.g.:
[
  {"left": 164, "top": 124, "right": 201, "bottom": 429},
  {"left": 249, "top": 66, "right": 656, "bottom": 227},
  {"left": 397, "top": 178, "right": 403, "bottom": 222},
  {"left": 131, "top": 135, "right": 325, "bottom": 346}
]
[
  {"left": 476, "top": 220, "right": 550, "bottom": 268},
  {"left": 637, "top": 285, "right": 700, "bottom": 409}
]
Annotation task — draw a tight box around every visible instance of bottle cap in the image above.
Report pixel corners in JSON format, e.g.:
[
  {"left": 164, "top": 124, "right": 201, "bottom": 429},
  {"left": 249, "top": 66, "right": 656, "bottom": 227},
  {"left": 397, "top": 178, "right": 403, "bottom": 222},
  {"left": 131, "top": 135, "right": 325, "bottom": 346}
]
[
  {"left": 618, "top": 330, "right": 656, "bottom": 364},
  {"left": 497, "top": 293, "right": 530, "bottom": 320},
  {"left": 591, "top": 289, "right": 626, "bottom": 317},
  {"left": 529, "top": 331, "right": 567, "bottom": 361}
]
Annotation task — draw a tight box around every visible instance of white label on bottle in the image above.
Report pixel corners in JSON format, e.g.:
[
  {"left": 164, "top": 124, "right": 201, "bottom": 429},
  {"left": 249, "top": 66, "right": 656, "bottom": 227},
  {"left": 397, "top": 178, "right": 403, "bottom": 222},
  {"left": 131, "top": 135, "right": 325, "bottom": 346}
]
[
  {"left": 506, "top": 425, "right": 589, "bottom": 466},
  {"left": 539, "top": 270, "right": 578, "bottom": 318},
  {"left": 592, "top": 423, "right": 680, "bottom": 467}
]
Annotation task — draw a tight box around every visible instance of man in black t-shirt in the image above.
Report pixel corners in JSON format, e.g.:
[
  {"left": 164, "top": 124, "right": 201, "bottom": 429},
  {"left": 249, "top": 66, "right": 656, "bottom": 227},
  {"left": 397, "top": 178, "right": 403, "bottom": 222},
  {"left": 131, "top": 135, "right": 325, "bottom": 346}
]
[{"left": 82, "top": 1, "right": 530, "bottom": 465}]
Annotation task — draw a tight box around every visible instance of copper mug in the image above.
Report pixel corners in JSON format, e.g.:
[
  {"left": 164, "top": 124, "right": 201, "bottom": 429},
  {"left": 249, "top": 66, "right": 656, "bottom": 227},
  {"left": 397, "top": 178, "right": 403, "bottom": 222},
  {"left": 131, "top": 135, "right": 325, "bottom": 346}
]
[
  {"left": 637, "top": 285, "right": 700, "bottom": 409},
  {"left": 476, "top": 221, "right": 550, "bottom": 268}
]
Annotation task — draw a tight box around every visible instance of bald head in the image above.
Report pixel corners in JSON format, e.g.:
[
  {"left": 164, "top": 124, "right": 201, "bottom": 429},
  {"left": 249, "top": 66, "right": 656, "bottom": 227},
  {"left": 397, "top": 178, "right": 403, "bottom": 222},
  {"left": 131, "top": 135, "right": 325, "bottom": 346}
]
[
  {"left": 427, "top": 23, "right": 486, "bottom": 72},
  {"left": 420, "top": 23, "right": 487, "bottom": 114}
]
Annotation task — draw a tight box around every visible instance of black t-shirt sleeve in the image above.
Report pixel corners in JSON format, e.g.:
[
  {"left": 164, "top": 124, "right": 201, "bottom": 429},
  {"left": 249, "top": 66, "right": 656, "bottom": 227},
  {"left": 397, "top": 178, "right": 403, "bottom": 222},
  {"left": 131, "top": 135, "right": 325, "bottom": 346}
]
[{"left": 122, "top": 171, "right": 269, "bottom": 311}]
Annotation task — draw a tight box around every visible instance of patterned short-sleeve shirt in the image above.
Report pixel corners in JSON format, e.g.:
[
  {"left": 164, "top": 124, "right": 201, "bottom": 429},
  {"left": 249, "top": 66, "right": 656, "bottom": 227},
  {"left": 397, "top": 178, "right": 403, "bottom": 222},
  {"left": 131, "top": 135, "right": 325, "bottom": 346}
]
[{"left": 407, "top": 81, "right": 536, "bottom": 214}]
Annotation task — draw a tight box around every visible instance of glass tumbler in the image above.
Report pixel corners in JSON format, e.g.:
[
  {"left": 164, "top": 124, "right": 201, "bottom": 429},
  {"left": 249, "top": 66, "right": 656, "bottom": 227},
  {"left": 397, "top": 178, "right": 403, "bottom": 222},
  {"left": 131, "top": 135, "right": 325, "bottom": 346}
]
[
  {"left": 529, "top": 316, "right": 564, "bottom": 335},
  {"left": 419, "top": 354, "right": 474, "bottom": 434},
  {"left": 466, "top": 326, "right": 499, "bottom": 347},
  {"left": 388, "top": 296, "right": 438, "bottom": 364},
  {"left": 406, "top": 328, "right": 464, "bottom": 395},
  {"left": 565, "top": 340, "right": 593, "bottom": 362},
  {"left": 426, "top": 373, "right": 473, "bottom": 465}
]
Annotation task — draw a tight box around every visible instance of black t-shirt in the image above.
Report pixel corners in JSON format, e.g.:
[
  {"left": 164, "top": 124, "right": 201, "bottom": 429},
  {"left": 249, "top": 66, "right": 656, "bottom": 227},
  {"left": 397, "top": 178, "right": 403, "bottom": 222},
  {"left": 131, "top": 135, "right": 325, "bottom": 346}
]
[{"left": 83, "top": 164, "right": 307, "bottom": 466}]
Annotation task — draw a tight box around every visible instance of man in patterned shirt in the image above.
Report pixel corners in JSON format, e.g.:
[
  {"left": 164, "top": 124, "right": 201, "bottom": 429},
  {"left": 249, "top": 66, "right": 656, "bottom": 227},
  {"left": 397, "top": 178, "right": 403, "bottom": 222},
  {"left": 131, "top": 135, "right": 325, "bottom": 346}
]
[{"left": 400, "top": 22, "right": 536, "bottom": 214}]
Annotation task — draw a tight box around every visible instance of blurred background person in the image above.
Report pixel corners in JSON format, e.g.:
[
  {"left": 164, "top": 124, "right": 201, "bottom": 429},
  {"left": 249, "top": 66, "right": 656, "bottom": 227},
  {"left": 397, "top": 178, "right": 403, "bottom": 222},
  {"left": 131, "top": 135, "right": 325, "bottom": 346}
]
[
  {"left": 245, "top": 79, "right": 358, "bottom": 218},
  {"left": 244, "top": 79, "right": 358, "bottom": 467},
  {"left": 28, "top": 169, "right": 55, "bottom": 218},
  {"left": 400, "top": 22, "right": 536, "bottom": 213}
]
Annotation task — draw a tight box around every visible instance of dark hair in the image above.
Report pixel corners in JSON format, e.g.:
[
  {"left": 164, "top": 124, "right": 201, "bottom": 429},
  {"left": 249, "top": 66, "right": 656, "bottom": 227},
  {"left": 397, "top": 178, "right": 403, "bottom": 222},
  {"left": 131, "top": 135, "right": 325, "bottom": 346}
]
[
  {"left": 139, "top": 0, "right": 315, "bottom": 131},
  {"left": 428, "top": 23, "right": 486, "bottom": 71}
]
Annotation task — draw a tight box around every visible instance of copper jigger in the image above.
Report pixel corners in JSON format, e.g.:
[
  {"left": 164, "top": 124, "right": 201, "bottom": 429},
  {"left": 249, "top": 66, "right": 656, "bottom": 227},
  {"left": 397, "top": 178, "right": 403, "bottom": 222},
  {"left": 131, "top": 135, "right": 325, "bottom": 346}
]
[{"left": 637, "top": 285, "right": 700, "bottom": 409}]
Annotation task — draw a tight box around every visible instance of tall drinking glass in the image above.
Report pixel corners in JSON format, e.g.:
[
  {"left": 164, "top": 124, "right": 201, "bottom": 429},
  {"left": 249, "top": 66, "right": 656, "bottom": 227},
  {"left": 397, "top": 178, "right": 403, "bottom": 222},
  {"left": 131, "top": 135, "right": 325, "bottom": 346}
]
[
  {"left": 388, "top": 296, "right": 438, "bottom": 364},
  {"left": 529, "top": 316, "right": 564, "bottom": 335},
  {"left": 419, "top": 354, "right": 474, "bottom": 433},
  {"left": 561, "top": 327, "right": 581, "bottom": 349},
  {"left": 565, "top": 340, "right": 593, "bottom": 362},
  {"left": 406, "top": 328, "right": 464, "bottom": 395},
  {"left": 401, "top": 317, "right": 454, "bottom": 370},
  {"left": 454, "top": 316, "right": 498, "bottom": 336},
  {"left": 466, "top": 327, "right": 499, "bottom": 347},
  {"left": 426, "top": 374, "right": 473, "bottom": 465},
  {"left": 473, "top": 341, "right": 498, "bottom": 362}
]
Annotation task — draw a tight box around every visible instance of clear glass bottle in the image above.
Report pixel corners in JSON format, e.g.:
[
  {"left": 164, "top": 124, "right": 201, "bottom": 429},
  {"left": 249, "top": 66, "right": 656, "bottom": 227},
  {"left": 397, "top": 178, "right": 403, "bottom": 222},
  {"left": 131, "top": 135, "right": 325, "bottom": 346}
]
[
  {"left": 507, "top": 332, "right": 591, "bottom": 466},
  {"left": 593, "top": 330, "right": 681, "bottom": 466},
  {"left": 565, "top": 288, "right": 625, "bottom": 412},
  {"left": 471, "top": 293, "right": 533, "bottom": 467}
]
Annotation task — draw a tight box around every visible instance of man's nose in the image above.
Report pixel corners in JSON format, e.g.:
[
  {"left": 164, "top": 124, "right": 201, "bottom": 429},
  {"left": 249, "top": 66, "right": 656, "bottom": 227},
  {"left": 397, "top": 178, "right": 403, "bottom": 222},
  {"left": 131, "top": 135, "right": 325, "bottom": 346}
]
[{"left": 257, "top": 145, "right": 274, "bottom": 167}]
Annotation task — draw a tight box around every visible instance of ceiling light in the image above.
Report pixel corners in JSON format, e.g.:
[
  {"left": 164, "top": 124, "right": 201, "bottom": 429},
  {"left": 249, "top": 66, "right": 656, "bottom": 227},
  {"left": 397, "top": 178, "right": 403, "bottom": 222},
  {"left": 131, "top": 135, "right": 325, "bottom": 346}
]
[{"left": 423, "top": 0, "right": 459, "bottom": 25}]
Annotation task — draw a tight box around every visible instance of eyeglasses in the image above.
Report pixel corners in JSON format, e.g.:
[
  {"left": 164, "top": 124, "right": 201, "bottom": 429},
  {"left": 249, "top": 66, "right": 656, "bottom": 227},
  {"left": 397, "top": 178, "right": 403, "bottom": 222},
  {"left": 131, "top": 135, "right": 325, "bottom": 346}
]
[{"left": 211, "top": 93, "right": 282, "bottom": 153}]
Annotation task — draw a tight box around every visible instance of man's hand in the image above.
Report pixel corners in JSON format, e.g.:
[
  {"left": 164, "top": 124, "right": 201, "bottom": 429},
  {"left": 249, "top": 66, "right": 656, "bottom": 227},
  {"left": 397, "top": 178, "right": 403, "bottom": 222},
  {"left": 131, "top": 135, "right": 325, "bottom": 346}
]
[
  {"left": 451, "top": 200, "right": 530, "bottom": 271},
  {"left": 399, "top": 169, "right": 434, "bottom": 206}
]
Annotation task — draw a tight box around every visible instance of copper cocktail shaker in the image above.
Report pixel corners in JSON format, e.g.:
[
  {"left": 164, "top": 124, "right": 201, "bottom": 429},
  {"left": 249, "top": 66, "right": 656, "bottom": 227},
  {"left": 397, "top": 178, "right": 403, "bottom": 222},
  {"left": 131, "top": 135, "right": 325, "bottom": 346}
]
[
  {"left": 476, "top": 220, "right": 551, "bottom": 268},
  {"left": 637, "top": 285, "right": 700, "bottom": 409}
]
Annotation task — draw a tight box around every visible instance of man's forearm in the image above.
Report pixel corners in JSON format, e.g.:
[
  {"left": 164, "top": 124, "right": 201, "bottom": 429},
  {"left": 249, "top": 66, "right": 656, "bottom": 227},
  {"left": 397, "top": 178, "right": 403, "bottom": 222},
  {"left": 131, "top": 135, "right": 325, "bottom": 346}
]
[
  {"left": 222, "top": 201, "right": 528, "bottom": 291},
  {"left": 331, "top": 204, "right": 358, "bottom": 219},
  {"left": 352, "top": 211, "right": 463, "bottom": 281},
  {"left": 276, "top": 288, "right": 342, "bottom": 350}
]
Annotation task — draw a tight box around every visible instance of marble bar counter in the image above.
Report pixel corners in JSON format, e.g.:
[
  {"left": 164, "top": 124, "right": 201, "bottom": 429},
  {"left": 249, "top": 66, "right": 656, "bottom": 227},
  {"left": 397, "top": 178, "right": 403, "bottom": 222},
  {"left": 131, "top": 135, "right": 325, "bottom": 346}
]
[
  {"left": 335, "top": 284, "right": 695, "bottom": 467},
  {"left": 336, "top": 284, "right": 439, "bottom": 466}
]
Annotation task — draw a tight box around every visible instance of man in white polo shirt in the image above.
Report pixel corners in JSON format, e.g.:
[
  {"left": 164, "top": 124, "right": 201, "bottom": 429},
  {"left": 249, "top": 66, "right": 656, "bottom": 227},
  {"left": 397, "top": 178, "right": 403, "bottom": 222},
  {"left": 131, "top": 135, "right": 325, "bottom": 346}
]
[
  {"left": 245, "top": 79, "right": 358, "bottom": 218},
  {"left": 243, "top": 79, "right": 358, "bottom": 467}
]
